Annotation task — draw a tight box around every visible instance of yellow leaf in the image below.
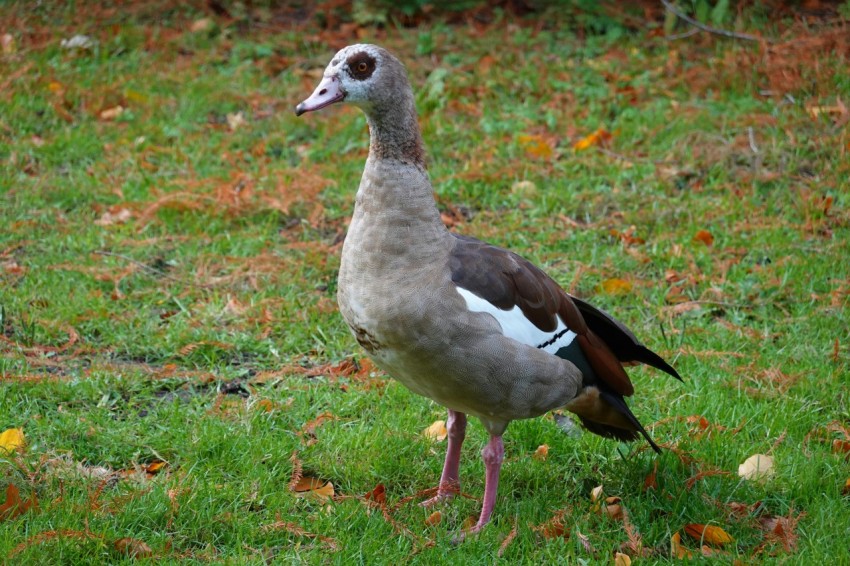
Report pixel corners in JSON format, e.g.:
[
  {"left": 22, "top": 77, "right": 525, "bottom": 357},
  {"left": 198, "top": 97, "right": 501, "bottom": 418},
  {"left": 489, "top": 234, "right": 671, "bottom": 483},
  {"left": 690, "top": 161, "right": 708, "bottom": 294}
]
[
  {"left": 670, "top": 532, "right": 693, "bottom": 559},
  {"left": 600, "top": 278, "right": 633, "bottom": 295},
  {"left": 738, "top": 453, "right": 774, "bottom": 481},
  {"left": 684, "top": 524, "right": 734, "bottom": 545},
  {"left": 0, "top": 428, "right": 24, "bottom": 454},
  {"left": 518, "top": 134, "right": 553, "bottom": 159},
  {"left": 614, "top": 552, "right": 631, "bottom": 566},
  {"left": 292, "top": 477, "right": 335, "bottom": 501},
  {"left": 532, "top": 444, "right": 549, "bottom": 461},
  {"left": 573, "top": 127, "right": 613, "bottom": 151},
  {"left": 423, "top": 420, "right": 447, "bottom": 442}
]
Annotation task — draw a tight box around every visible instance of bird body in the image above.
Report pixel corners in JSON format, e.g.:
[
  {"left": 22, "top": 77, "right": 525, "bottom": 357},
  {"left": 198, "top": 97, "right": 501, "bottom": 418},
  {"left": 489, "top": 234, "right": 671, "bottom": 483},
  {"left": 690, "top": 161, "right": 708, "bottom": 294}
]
[{"left": 296, "top": 44, "right": 681, "bottom": 534}]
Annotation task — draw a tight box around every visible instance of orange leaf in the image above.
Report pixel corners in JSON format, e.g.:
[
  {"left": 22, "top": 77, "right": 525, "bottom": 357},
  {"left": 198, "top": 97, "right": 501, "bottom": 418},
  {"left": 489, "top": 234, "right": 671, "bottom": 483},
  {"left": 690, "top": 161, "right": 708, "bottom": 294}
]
[
  {"left": 844, "top": 478, "right": 850, "bottom": 495},
  {"left": 693, "top": 229, "right": 714, "bottom": 246},
  {"left": 423, "top": 420, "right": 447, "bottom": 441},
  {"left": 684, "top": 524, "right": 734, "bottom": 545},
  {"left": 573, "top": 127, "right": 613, "bottom": 151},
  {"left": 671, "top": 532, "right": 693, "bottom": 559},
  {"left": 600, "top": 278, "right": 633, "bottom": 295},
  {"left": 532, "top": 444, "right": 549, "bottom": 461},
  {"left": 643, "top": 462, "right": 658, "bottom": 491},
  {"left": 832, "top": 439, "right": 850, "bottom": 453},
  {"left": 518, "top": 134, "right": 554, "bottom": 159},
  {"left": 292, "top": 477, "right": 335, "bottom": 501},
  {"left": 424, "top": 510, "right": 442, "bottom": 526}
]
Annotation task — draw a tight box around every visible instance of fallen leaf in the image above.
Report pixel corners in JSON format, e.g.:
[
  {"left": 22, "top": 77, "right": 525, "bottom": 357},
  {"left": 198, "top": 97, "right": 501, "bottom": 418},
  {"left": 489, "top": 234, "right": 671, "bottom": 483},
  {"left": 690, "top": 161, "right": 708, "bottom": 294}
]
[
  {"left": 113, "top": 537, "right": 153, "bottom": 558},
  {"left": 738, "top": 453, "right": 774, "bottom": 481},
  {"left": 0, "top": 485, "right": 38, "bottom": 521},
  {"left": 643, "top": 462, "right": 658, "bottom": 491},
  {"left": 364, "top": 483, "right": 386, "bottom": 506},
  {"left": 94, "top": 207, "right": 132, "bottom": 226},
  {"left": 759, "top": 510, "right": 804, "bottom": 552},
  {"left": 614, "top": 552, "right": 631, "bottom": 566},
  {"left": 693, "top": 229, "right": 714, "bottom": 246},
  {"left": 590, "top": 485, "right": 604, "bottom": 503},
  {"left": 600, "top": 278, "right": 633, "bottom": 295},
  {"left": 424, "top": 510, "right": 442, "bottom": 526},
  {"left": 1, "top": 33, "right": 15, "bottom": 54},
  {"left": 423, "top": 420, "right": 447, "bottom": 442},
  {"left": 190, "top": 18, "right": 213, "bottom": 32},
  {"left": 832, "top": 439, "right": 850, "bottom": 454},
  {"left": 99, "top": 105, "right": 124, "bottom": 121},
  {"left": 511, "top": 180, "right": 538, "bottom": 199},
  {"left": 684, "top": 524, "right": 734, "bottom": 545},
  {"left": 573, "top": 127, "right": 613, "bottom": 151},
  {"left": 0, "top": 428, "right": 25, "bottom": 454},
  {"left": 844, "top": 478, "right": 850, "bottom": 495},
  {"left": 670, "top": 531, "right": 693, "bottom": 559},
  {"left": 532, "top": 444, "right": 549, "bottom": 461},
  {"left": 518, "top": 134, "right": 554, "bottom": 159},
  {"left": 226, "top": 111, "right": 246, "bottom": 131},
  {"left": 292, "top": 477, "right": 334, "bottom": 501}
]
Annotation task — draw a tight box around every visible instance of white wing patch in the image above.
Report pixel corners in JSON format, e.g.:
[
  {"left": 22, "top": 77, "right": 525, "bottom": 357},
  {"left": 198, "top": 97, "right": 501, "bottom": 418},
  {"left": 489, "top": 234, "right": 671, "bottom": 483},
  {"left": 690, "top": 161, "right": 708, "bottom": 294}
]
[{"left": 456, "top": 287, "right": 576, "bottom": 354}]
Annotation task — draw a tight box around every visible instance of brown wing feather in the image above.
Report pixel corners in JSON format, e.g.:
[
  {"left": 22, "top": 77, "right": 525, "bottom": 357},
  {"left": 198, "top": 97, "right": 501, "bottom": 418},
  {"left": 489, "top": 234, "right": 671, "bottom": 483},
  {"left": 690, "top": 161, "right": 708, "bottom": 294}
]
[{"left": 449, "top": 234, "right": 632, "bottom": 396}]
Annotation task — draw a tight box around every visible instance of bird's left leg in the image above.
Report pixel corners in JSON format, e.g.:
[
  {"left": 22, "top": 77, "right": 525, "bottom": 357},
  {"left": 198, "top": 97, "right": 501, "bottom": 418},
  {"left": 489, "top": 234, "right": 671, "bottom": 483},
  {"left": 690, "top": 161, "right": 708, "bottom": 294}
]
[{"left": 421, "top": 409, "right": 467, "bottom": 507}]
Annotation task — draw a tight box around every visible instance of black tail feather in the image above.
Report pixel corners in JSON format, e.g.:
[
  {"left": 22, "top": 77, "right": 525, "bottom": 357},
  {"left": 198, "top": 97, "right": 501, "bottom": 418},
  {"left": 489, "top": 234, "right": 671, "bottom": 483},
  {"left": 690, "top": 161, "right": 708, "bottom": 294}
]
[{"left": 580, "top": 389, "right": 662, "bottom": 454}]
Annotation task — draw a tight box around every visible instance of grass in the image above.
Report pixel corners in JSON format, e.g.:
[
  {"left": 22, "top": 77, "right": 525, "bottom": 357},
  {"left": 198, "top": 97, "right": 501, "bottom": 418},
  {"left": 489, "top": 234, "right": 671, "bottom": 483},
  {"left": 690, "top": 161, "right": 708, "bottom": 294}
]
[{"left": 2, "top": 2, "right": 849, "bottom": 563}]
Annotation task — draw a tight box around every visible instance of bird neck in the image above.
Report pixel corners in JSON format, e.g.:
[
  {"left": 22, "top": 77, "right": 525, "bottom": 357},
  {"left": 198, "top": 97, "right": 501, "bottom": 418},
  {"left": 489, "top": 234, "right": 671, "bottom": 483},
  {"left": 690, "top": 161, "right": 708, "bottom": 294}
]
[{"left": 363, "top": 91, "right": 426, "bottom": 170}]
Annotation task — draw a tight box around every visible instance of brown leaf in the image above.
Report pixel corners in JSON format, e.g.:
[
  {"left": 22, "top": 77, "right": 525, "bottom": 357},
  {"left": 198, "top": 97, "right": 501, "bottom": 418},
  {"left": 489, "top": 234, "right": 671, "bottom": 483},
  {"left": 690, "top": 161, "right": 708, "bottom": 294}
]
[
  {"left": 614, "top": 552, "right": 631, "bottom": 566},
  {"left": 292, "top": 477, "right": 334, "bottom": 501},
  {"left": 364, "top": 483, "right": 386, "bottom": 506},
  {"left": 590, "top": 485, "right": 604, "bottom": 503},
  {"left": 0, "top": 485, "right": 38, "bottom": 521},
  {"left": 693, "top": 229, "right": 715, "bottom": 246},
  {"left": 832, "top": 439, "right": 850, "bottom": 454},
  {"left": 684, "top": 524, "right": 734, "bottom": 545},
  {"left": 424, "top": 510, "right": 442, "bottom": 526},
  {"left": 113, "top": 537, "right": 153, "bottom": 558},
  {"left": 843, "top": 478, "right": 850, "bottom": 495},
  {"left": 643, "top": 461, "right": 658, "bottom": 491},
  {"left": 759, "top": 510, "right": 804, "bottom": 552}
]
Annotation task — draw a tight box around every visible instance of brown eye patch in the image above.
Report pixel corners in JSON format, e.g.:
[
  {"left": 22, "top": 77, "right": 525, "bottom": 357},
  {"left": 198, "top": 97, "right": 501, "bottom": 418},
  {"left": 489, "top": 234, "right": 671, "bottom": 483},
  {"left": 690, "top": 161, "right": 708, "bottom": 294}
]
[{"left": 346, "top": 52, "right": 376, "bottom": 81}]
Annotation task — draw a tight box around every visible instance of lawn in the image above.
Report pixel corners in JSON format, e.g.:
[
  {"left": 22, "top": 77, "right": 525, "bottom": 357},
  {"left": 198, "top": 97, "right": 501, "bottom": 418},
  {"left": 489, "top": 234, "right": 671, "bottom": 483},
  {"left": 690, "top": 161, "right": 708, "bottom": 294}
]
[{"left": 1, "top": 1, "right": 849, "bottom": 563}]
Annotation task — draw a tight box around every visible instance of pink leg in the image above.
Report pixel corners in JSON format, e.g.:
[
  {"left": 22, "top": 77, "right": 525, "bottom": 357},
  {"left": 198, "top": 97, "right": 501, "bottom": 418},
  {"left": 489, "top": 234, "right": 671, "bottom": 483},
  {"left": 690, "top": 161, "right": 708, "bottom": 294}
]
[
  {"left": 465, "top": 434, "right": 504, "bottom": 535},
  {"left": 421, "top": 410, "right": 467, "bottom": 507}
]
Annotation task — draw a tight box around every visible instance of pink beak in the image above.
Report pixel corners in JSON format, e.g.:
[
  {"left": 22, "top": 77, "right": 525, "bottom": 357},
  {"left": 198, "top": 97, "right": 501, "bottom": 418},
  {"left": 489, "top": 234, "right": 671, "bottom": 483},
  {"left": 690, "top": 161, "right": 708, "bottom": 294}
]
[{"left": 295, "top": 75, "right": 344, "bottom": 116}]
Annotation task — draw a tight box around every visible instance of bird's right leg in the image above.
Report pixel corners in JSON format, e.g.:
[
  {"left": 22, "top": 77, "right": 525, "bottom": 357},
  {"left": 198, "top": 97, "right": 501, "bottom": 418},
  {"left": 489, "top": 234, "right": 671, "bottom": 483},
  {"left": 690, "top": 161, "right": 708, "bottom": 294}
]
[{"left": 421, "top": 409, "right": 467, "bottom": 507}]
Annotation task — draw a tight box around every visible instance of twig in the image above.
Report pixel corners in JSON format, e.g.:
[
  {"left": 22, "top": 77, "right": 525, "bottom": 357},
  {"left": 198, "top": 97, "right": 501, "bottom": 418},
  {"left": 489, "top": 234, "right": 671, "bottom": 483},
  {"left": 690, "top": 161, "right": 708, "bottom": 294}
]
[
  {"left": 661, "top": 0, "right": 768, "bottom": 43},
  {"left": 747, "top": 126, "right": 759, "bottom": 154},
  {"left": 663, "top": 27, "right": 700, "bottom": 41}
]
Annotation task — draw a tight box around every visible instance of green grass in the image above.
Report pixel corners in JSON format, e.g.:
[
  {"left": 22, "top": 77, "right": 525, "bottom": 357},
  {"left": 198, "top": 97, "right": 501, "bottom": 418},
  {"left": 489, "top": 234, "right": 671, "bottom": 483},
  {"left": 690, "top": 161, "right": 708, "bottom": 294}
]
[{"left": 2, "top": 2, "right": 849, "bottom": 563}]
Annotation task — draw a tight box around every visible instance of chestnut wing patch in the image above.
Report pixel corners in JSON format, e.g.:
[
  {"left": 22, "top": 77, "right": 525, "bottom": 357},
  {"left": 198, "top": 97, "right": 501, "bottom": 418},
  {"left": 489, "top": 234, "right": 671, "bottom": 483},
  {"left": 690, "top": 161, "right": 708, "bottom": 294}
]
[{"left": 448, "top": 234, "right": 634, "bottom": 396}]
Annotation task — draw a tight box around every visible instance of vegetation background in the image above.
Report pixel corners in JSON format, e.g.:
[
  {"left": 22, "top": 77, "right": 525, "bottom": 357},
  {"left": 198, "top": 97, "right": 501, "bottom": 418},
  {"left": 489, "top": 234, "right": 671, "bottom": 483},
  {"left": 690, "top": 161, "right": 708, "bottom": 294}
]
[{"left": 1, "top": 0, "right": 848, "bottom": 562}]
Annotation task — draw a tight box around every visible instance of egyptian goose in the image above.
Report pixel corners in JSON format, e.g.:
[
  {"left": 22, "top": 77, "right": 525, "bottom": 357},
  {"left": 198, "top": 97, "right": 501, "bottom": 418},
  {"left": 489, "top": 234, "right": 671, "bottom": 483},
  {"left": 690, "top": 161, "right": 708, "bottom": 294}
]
[{"left": 295, "top": 44, "right": 681, "bottom": 535}]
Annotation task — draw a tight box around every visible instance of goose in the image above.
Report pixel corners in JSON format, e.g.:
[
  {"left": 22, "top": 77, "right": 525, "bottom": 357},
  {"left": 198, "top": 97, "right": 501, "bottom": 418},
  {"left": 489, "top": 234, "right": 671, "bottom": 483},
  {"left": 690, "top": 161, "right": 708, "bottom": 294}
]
[{"left": 295, "top": 44, "right": 681, "bottom": 535}]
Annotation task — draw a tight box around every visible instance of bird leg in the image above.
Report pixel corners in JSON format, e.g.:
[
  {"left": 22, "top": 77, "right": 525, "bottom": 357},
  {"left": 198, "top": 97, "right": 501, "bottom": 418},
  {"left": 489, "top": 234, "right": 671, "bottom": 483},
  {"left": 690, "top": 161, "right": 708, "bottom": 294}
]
[
  {"left": 464, "top": 434, "right": 504, "bottom": 535},
  {"left": 421, "top": 409, "right": 466, "bottom": 507}
]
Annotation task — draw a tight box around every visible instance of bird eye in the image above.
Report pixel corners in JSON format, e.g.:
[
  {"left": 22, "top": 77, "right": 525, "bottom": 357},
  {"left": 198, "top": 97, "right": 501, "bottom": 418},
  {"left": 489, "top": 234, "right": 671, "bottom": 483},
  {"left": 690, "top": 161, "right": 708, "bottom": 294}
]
[{"left": 357, "top": 62, "right": 368, "bottom": 72}]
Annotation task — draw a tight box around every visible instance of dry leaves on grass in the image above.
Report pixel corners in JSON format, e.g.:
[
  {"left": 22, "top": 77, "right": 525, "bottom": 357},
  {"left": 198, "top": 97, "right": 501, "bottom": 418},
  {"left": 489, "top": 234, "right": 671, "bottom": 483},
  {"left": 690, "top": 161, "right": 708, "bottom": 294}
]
[
  {"left": 0, "top": 485, "right": 38, "bottom": 521},
  {"left": 517, "top": 133, "right": 554, "bottom": 159},
  {"left": 291, "top": 476, "right": 335, "bottom": 502},
  {"left": 573, "top": 127, "right": 613, "bottom": 151}
]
